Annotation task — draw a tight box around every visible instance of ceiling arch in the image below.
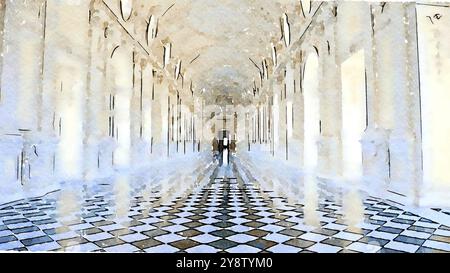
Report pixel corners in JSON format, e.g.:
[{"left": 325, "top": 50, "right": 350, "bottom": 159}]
[{"left": 143, "top": 0, "right": 299, "bottom": 103}]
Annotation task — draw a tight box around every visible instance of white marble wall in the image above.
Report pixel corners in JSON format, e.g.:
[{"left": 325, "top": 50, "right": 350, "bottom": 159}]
[
  {"left": 0, "top": 0, "right": 202, "bottom": 196},
  {"left": 242, "top": 2, "right": 449, "bottom": 206}
]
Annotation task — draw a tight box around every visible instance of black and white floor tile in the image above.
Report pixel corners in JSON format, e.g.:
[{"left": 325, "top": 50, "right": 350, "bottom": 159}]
[{"left": 1, "top": 160, "right": 450, "bottom": 253}]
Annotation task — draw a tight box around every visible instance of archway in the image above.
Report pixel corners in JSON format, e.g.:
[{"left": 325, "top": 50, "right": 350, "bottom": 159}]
[
  {"left": 110, "top": 45, "right": 133, "bottom": 168},
  {"left": 303, "top": 51, "right": 320, "bottom": 170},
  {"left": 56, "top": 63, "right": 84, "bottom": 179},
  {"left": 341, "top": 49, "right": 366, "bottom": 180},
  {"left": 119, "top": 0, "right": 133, "bottom": 21},
  {"left": 219, "top": 129, "right": 230, "bottom": 166}
]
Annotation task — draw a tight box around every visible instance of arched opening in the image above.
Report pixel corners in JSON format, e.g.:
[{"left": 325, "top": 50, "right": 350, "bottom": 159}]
[
  {"left": 341, "top": 49, "right": 366, "bottom": 180},
  {"left": 271, "top": 43, "right": 277, "bottom": 67},
  {"left": 119, "top": 0, "right": 133, "bottom": 21},
  {"left": 303, "top": 51, "right": 320, "bottom": 170},
  {"left": 146, "top": 15, "right": 158, "bottom": 45},
  {"left": 282, "top": 13, "right": 290, "bottom": 47},
  {"left": 110, "top": 45, "right": 133, "bottom": 168},
  {"left": 56, "top": 65, "right": 84, "bottom": 179},
  {"left": 219, "top": 129, "right": 230, "bottom": 166}
]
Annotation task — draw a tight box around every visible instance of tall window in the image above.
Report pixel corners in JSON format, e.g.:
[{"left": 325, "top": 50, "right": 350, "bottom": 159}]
[
  {"left": 120, "top": 0, "right": 132, "bottom": 21},
  {"left": 146, "top": 15, "right": 158, "bottom": 45},
  {"left": 300, "top": 0, "right": 311, "bottom": 18},
  {"left": 271, "top": 43, "right": 277, "bottom": 67},
  {"left": 282, "top": 13, "right": 290, "bottom": 47},
  {"left": 163, "top": 43, "right": 172, "bottom": 68}
]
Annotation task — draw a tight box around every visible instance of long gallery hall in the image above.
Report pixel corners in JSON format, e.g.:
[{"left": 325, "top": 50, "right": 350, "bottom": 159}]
[{"left": 0, "top": 0, "right": 450, "bottom": 253}]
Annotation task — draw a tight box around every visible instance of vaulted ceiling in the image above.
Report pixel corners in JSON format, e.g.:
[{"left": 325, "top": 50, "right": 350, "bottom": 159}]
[{"left": 139, "top": 0, "right": 300, "bottom": 103}]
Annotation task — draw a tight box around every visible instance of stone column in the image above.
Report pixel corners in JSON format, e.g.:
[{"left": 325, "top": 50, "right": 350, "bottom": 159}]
[
  {"left": 84, "top": 3, "right": 110, "bottom": 180},
  {"left": 244, "top": 109, "right": 251, "bottom": 151},
  {"left": 151, "top": 75, "right": 169, "bottom": 158},
  {"left": 193, "top": 96, "right": 202, "bottom": 152},
  {"left": 279, "top": 74, "right": 287, "bottom": 161},
  {"left": 0, "top": 1, "right": 48, "bottom": 186},
  {"left": 398, "top": 3, "right": 422, "bottom": 200},
  {"left": 111, "top": 41, "right": 134, "bottom": 169},
  {"left": 361, "top": 3, "right": 390, "bottom": 187},
  {"left": 141, "top": 62, "right": 153, "bottom": 146},
  {"left": 370, "top": 3, "right": 421, "bottom": 197},
  {"left": 130, "top": 52, "right": 145, "bottom": 168},
  {"left": 317, "top": 13, "right": 342, "bottom": 178},
  {"left": 235, "top": 102, "right": 246, "bottom": 152},
  {"left": 0, "top": 0, "right": 5, "bottom": 104},
  {"left": 272, "top": 77, "right": 282, "bottom": 159},
  {"left": 285, "top": 61, "right": 295, "bottom": 163},
  {"left": 292, "top": 51, "right": 304, "bottom": 168}
]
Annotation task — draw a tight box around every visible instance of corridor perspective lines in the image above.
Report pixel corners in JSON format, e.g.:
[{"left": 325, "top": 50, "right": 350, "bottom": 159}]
[
  {"left": 2, "top": 1, "right": 450, "bottom": 256},
  {"left": 1, "top": 158, "right": 449, "bottom": 253}
]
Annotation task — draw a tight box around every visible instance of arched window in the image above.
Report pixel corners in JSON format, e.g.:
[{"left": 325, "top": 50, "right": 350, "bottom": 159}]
[
  {"left": 263, "top": 59, "right": 269, "bottom": 80},
  {"left": 271, "top": 43, "right": 277, "bottom": 67},
  {"left": 282, "top": 13, "right": 291, "bottom": 47},
  {"left": 341, "top": 49, "right": 366, "bottom": 180},
  {"left": 163, "top": 43, "right": 172, "bottom": 68},
  {"left": 146, "top": 15, "right": 158, "bottom": 45},
  {"left": 300, "top": 0, "right": 311, "bottom": 18},
  {"left": 174, "top": 60, "right": 181, "bottom": 80},
  {"left": 120, "top": 0, "right": 133, "bottom": 21}
]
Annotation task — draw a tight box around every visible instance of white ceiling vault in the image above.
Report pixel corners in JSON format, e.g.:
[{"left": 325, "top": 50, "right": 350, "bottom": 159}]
[{"left": 109, "top": 0, "right": 307, "bottom": 104}]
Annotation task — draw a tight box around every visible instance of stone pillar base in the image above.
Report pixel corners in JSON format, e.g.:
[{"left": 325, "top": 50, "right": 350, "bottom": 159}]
[
  {"left": 150, "top": 143, "right": 169, "bottom": 159},
  {"left": 28, "top": 134, "right": 58, "bottom": 187},
  {"left": 286, "top": 138, "right": 303, "bottom": 167},
  {"left": 0, "top": 134, "right": 23, "bottom": 185},
  {"left": 317, "top": 135, "right": 341, "bottom": 178},
  {"left": 388, "top": 133, "right": 420, "bottom": 198},
  {"left": 131, "top": 138, "right": 151, "bottom": 170},
  {"left": 98, "top": 137, "right": 116, "bottom": 176},
  {"left": 361, "top": 127, "right": 389, "bottom": 187}
]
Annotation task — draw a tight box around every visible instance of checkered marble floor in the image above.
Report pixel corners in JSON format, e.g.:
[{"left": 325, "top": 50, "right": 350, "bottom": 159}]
[
  {"left": 432, "top": 208, "right": 450, "bottom": 217},
  {"left": 1, "top": 160, "right": 450, "bottom": 253}
]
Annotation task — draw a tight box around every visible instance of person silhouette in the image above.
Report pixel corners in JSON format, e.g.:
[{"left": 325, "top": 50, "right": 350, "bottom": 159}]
[{"left": 212, "top": 137, "right": 219, "bottom": 162}]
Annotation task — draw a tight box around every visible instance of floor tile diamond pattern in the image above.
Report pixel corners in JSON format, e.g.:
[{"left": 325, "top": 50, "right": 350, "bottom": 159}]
[{"left": 0, "top": 162, "right": 449, "bottom": 253}]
